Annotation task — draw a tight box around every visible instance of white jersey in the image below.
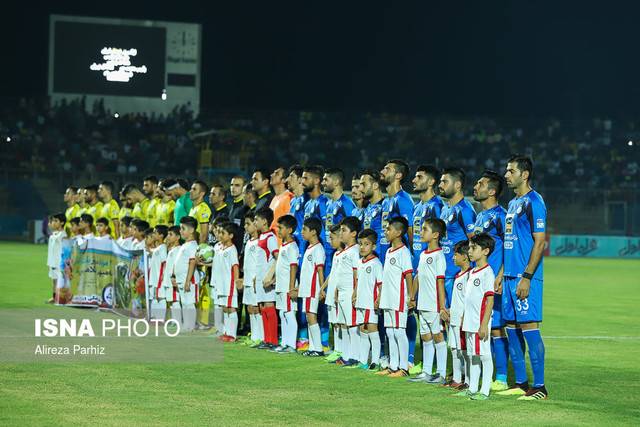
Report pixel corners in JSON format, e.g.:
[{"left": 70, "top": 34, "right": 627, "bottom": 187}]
[
  {"left": 163, "top": 245, "right": 181, "bottom": 290},
  {"left": 380, "top": 245, "right": 413, "bottom": 312},
  {"left": 450, "top": 267, "right": 472, "bottom": 326},
  {"left": 324, "top": 252, "right": 340, "bottom": 307},
  {"left": 117, "top": 236, "right": 133, "bottom": 250},
  {"left": 333, "top": 244, "right": 360, "bottom": 301},
  {"left": 255, "top": 230, "right": 279, "bottom": 283},
  {"left": 355, "top": 255, "right": 383, "bottom": 310},
  {"left": 243, "top": 237, "right": 259, "bottom": 289},
  {"left": 462, "top": 264, "right": 495, "bottom": 333},
  {"left": 131, "top": 239, "right": 145, "bottom": 251},
  {"left": 416, "top": 248, "right": 446, "bottom": 312},
  {"left": 275, "top": 240, "right": 299, "bottom": 293},
  {"left": 47, "top": 231, "right": 65, "bottom": 268},
  {"left": 298, "top": 243, "right": 325, "bottom": 299},
  {"left": 173, "top": 240, "right": 199, "bottom": 288},
  {"left": 148, "top": 244, "right": 167, "bottom": 291},
  {"left": 211, "top": 244, "right": 239, "bottom": 296}
]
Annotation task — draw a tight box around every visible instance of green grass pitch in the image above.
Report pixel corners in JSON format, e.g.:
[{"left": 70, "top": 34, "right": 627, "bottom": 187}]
[{"left": 0, "top": 242, "right": 638, "bottom": 426}]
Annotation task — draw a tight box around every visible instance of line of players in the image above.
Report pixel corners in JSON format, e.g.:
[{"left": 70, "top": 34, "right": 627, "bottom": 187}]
[{"left": 49, "top": 155, "right": 547, "bottom": 401}]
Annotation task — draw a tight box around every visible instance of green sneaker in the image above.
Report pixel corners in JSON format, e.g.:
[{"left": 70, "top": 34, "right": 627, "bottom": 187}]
[
  {"left": 325, "top": 352, "right": 342, "bottom": 362},
  {"left": 453, "top": 389, "right": 472, "bottom": 397},
  {"left": 470, "top": 392, "right": 489, "bottom": 401},
  {"left": 408, "top": 362, "right": 423, "bottom": 376},
  {"left": 357, "top": 363, "right": 369, "bottom": 370},
  {"left": 490, "top": 380, "right": 509, "bottom": 392}
]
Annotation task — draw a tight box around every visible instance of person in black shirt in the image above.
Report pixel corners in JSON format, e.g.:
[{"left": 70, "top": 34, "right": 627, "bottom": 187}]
[
  {"left": 251, "top": 168, "right": 273, "bottom": 210},
  {"left": 228, "top": 175, "right": 248, "bottom": 229}
]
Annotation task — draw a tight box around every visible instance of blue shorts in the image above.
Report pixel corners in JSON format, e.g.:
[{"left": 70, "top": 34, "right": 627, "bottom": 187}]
[
  {"left": 491, "top": 294, "right": 505, "bottom": 329},
  {"left": 444, "top": 277, "right": 454, "bottom": 309},
  {"left": 502, "top": 277, "right": 543, "bottom": 324}
]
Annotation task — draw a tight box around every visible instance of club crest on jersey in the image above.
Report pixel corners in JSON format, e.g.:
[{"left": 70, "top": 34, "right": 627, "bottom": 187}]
[
  {"left": 426, "top": 257, "right": 433, "bottom": 264},
  {"left": 537, "top": 218, "right": 544, "bottom": 228},
  {"left": 389, "top": 258, "right": 396, "bottom": 265},
  {"left": 484, "top": 221, "right": 490, "bottom": 228},
  {"left": 307, "top": 254, "right": 312, "bottom": 261},
  {"left": 456, "top": 282, "right": 463, "bottom": 290},
  {"left": 448, "top": 214, "right": 454, "bottom": 222},
  {"left": 223, "top": 252, "right": 228, "bottom": 257},
  {"left": 516, "top": 205, "right": 523, "bottom": 214},
  {"left": 366, "top": 266, "right": 372, "bottom": 273},
  {"left": 473, "top": 278, "right": 480, "bottom": 286}
]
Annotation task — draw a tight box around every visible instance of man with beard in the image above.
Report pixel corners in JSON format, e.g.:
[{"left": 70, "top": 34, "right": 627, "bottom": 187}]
[
  {"left": 164, "top": 178, "right": 192, "bottom": 226},
  {"left": 379, "top": 160, "right": 414, "bottom": 264},
  {"left": 76, "top": 187, "right": 87, "bottom": 215},
  {"left": 189, "top": 180, "right": 212, "bottom": 244},
  {"left": 286, "top": 165, "right": 308, "bottom": 250},
  {"left": 497, "top": 155, "right": 548, "bottom": 401},
  {"left": 269, "top": 167, "right": 294, "bottom": 230},
  {"left": 438, "top": 167, "right": 476, "bottom": 308},
  {"left": 322, "top": 168, "right": 355, "bottom": 267},
  {"left": 411, "top": 165, "right": 444, "bottom": 270},
  {"left": 117, "top": 187, "right": 133, "bottom": 223},
  {"left": 63, "top": 186, "right": 81, "bottom": 236},
  {"left": 251, "top": 168, "right": 273, "bottom": 211},
  {"left": 359, "top": 170, "right": 385, "bottom": 256},
  {"left": 123, "top": 184, "right": 151, "bottom": 223},
  {"left": 350, "top": 175, "right": 366, "bottom": 222},
  {"left": 143, "top": 176, "right": 160, "bottom": 227},
  {"left": 228, "top": 175, "right": 248, "bottom": 228},
  {"left": 155, "top": 180, "right": 175, "bottom": 226},
  {"left": 83, "top": 185, "right": 104, "bottom": 227},
  {"left": 472, "top": 169, "right": 508, "bottom": 392},
  {"left": 98, "top": 181, "right": 120, "bottom": 238}
]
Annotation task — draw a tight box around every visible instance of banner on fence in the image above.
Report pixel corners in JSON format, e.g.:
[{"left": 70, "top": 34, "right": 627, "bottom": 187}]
[{"left": 550, "top": 234, "right": 640, "bottom": 258}]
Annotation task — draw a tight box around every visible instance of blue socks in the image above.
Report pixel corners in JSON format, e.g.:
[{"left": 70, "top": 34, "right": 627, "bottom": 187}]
[
  {"left": 406, "top": 314, "right": 417, "bottom": 364},
  {"left": 523, "top": 329, "right": 545, "bottom": 387},
  {"left": 506, "top": 327, "right": 528, "bottom": 384},
  {"left": 491, "top": 336, "right": 509, "bottom": 383}
]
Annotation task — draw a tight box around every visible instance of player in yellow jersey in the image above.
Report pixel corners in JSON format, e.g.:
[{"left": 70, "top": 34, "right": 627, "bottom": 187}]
[
  {"left": 155, "top": 180, "right": 176, "bottom": 226},
  {"left": 83, "top": 185, "right": 104, "bottom": 226},
  {"left": 76, "top": 187, "right": 87, "bottom": 215},
  {"left": 143, "top": 176, "right": 161, "bottom": 227},
  {"left": 118, "top": 187, "right": 133, "bottom": 221},
  {"left": 189, "top": 180, "right": 212, "bottom": 243},
  {"left": 63, "top": 186, "right": 81, "bottom": 236},
  {"left": 123, "top": 184, "right": 150, "bottom": 222},
  {"left": 98, "top": 181, "right": 120, "bottom": 238}
]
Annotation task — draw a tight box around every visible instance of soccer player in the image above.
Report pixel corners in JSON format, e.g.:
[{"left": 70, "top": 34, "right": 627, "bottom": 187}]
[
  {"left": 298, "top": 217, "right": 326, "bottom": 356},
  {"left": 350, "top": 175, "right": 366, "bottom": 222},
  {"left": 131, "top": 219, "right": 150, "bottom": 250},
  {"left": 408, "top": 218, "right": 448, "bottom": 384},
  {"left": 164, "top": 225, "right": 182, "bottom": 323},
  {"left": 123, "top": 184, "right": 150, "bottom": 222},
  {"left": 458, "top": 233, "right": 495, "bottom": 400},
  {"left": 472, "top": 170, "right": 509, "bottom": 391},
  {"left": 251, "top": 168, "right": 274, "bottom": 210},
  {"left": 76, "top": 187, "right": 86, "bottom": 215},
  {"left": 448, "top": 240, "right": 472, "bottom": 389},
  {"left": 254, "top": 207, "right": 279, "bottom": 349},
  {"left": 333, "top": 216, "right": 361, "bottom": 367},
  {"left": 211, "top": 222, "right": 241, "bottom": 341},
  {"left": 189, "top": 180, "right": 212, "bottom": 244},
  {"left": 208, "top": 184, "right": 230, "bottom": 244},
  {"left": 322, "top": 225, "right": 344, "bottom": 362},
  {"left": 117, "top": 216, "right": 134, "bottom": 249},
  {"left": 164, "top": 179, "right": 192, "bottom": 225},
  {"left": 353, "top": 228, "right": 383, "bottom": 370},
  {"left": 95, "top": 217, "right": 111, "bottom": 239},
  {"left": 269, "top": 167, "right": 293, "bottom": 228},
  {"left": 118, "top": 188, "right": 133, "bottom": 225},
  {"left": 243, "top": 184, "right": 258, "bottom": 212},
  {"left": 273, "top": 214, "right": 299, "bottom": 353},
  {"left": 83, "top": 185, "right": 104, "bottom": 226},
  {"left": 439, "top": 167, "right": 476, "bottom": 308},
  {"left": 171, "top": 216, "right": 200, "bottom": 332},
  {"left": 379, "top": 160, "right": 414, "bottom": 261},
  {"left": 376, "top": 217, "right": 414, "bottom": 378},
  {"left": 63, "top": 187, "right": 80, "bottom": 236},
  {"left": 240, "top": 211, "right": 263, "bottom": 346},
  {"left": 499, "top": 155, "right": 548, "bottom": 400},
  {"left": 322, "top": 168, "right": 355, "bottom": 268},
  {"left": 411, "top": 165, "right": 444, "bottom": 269},
  {"left": 143, "top": 176, "right": 160, "bottom": 228},
  {"left": 359, "top": 170, "right": 384, "bottom": 255},
  {"left": 228, "top": 175, "right": 248, "bottom": 228},
  {"left": 98, "top": 181, "right": 120, "bottom": 238},
  {"left": 148, "top": 225, "right": 168, "bottom": 320},
  {"left": 155, "top": 181, "right": 175, "bottom": 226},
  {"left": 46, "top": 213, "right": 66, "bottom": 303}
]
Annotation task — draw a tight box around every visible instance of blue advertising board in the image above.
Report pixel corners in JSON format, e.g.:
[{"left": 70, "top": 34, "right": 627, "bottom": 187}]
[{"left": 550, "top": 235, "right": 640, "bottom": 258}]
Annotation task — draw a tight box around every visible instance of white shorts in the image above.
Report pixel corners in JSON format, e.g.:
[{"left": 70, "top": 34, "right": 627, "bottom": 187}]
[
  {"left": 242, "top": 280, "right": 258, "bottom": 306},
  {"left": 383, "top": 309, "right": 408, "bottom": 328},
  {"left": 48, "top": 266, "right": 59, "bottom": 280},
  {"left": 465, "top": 331, "right": 491, "bottom": 356},
  {"left": 356, "top": 308, "right": 378, "bottom": 325},
  {"left": 256, "top": 280, "right": 276, "bottom": 303},
  {"left": 164, "top": 286, "right": 178, "bottom": 303},
  {"left": 418, "top": 310, "right": 442, "bottom": 335},
  {"left": 275, "top": 292, "right": 297, "bottom": 312},
  {"left": 327, "top": 303, "right": 338, "bottom": 324},
  {"left": 216, "top": 292, "right": 237, "bottom": 309},
  {"left": 302, "top": 296, "right": 319, "bottom": 314},
  {"left": 179, "top": 283, "right": 198, "bottom": 306},
  {"left": 448, "top": 324, "right": 465, "bottom": 351},
  {"left": 337, "top": 299, "right": 357, "bottom": 326},
  {"left": 149, "top": 286, "right": 165, "bottom": 301}
]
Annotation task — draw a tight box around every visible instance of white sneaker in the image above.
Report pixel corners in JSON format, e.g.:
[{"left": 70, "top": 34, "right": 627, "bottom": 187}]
[{"left": 379, "top": 355, "right": 389, "bottom": 369}]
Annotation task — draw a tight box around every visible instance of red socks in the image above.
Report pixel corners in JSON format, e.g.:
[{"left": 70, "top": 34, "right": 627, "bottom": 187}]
[{"left": 261, "top": 306, "right": 278, "bottom": 345}]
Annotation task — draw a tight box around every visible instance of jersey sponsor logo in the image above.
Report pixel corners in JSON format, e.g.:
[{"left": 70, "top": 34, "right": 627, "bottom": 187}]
[
  {"left": 473, "top": 278, "right": 480, "bottom": 286},
  {"left": 505, "top": 214, "right": 515, "bottom": 234},
  {"left": 504, "top": 241, "right": 513, "bottom": 249},
  {"left": 443, "top": 246, "right": 451, "bottom": 254},
  {"left": 426, "top": 257, "right": 433, "bottom": 264}
]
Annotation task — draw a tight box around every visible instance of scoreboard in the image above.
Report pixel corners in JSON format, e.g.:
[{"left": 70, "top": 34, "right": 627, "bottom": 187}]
[{"left": 48, "top": 15, "right": 201, "bottom": 114}]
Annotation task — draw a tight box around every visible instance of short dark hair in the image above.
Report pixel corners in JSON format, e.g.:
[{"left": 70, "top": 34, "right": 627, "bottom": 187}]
[
  {"left": 303, "top": 217, "right": 322, "bottom": 237},
  {"left": 243, "top": 185, "right": 258, "bottom": 198},
  {"left": 143, "top": 176, "right": 159, "bottom": 184},
  {"left": 325, "top": 168, "right": 345, "bottom": 186},
  {"left": 253, "top": 168, "right": 271, "bottom": 182},
  {"left": 303, "top": 165, "right": 325, "bottom": 180},
  {"left": 277, "top": 214, "right": 297, "bottom": 232},
  {"left": 388, "top": 159, "right": 410, "bottom": 181},
  {"left": 388, "top": 216, "right": 408, "bottom": 235},
  {"left": 79, "top": 214, "right": 94, "bottom": 225},
  {"left": 220, "top": 221, "right": 238, "bottom": 237},
  {"left": 358, "top": 228, "right": 378, "bottom": 245},
  {"left": 180, "top": 216, "right": 198, "bottom": 230},
  {"left": 211, "top": 183, "right": 227, "bottom": 199},
  {"left": 96, "top": 217, "right": 109, "bottom": 227},
  {"left": 453, "top": 240, "right": 470, "bottom": 257},
  {"left": 67, "top": 186, "right": 78, "bottom": 193},
  {"left": 50, "top": 213, "right": 66, "bottom": 224},
  {"left": 416, "top": 165, "right": 441, "bottom": 191},
  {"left": 340, "top": 216, "right": 361, "bottom": 234},
  {"left": 121, "top": 216, "right": 133, "bottom": 227},
  {"left": 99, "top": 181, "right": 115, "bottom": 194},
  {"left": 168, "top": 225, "right": 181, "bottom": 235},
  {"left": 176, "top": 178, "right": 190, "bottom": 190},
  {"left": 133, "top": 219, "right": 150, "bottom": 232},
  {"left": 254, "top": 207, "right": 274, "bottom": 226},
  {"left": 85, "top": 185, "right": 98, "bottom": 194},
  {"left": 329, "top": 224, "right": 341, "bottom": 234},
  {"left": 470, "top": 232, "right": 495, "bottom": 256},
  {"left": 244, "top": 211, "right": 256, "bottom": 221},
  {"left": 288, "top": 164, "right": 304, "bottom": 178},
  {"left": 482, "top": 169, "right": 504, "bottom": 197},
  {"left": 70, "top": 217, "right": 81, "bottom": 225},
  {"left": 361, "top": 169, "right": 384, "bottom": 187},
  {"left": 192, "top": 179, "right": 209, "bottom": 195},
  {"left": 160, "top": 178, "right": 176, "bottom": 191},
  {"left": 121, "top": 184, "right": 139, "bottom": 196},
  {"left": 212, "top": 216, "right": 229, "bottom": 227},
  {"left": 442, "top": 167, "right": 466, "bottom": 188},
  {"left": 143, "top": 228, "right": 154, "bottom": 238},
  {"left": 154, "top": 225, "right": 169, "bottom": 240},
  {"left": 423, "top": 218, "right": 446, "bottom": 240},
  {"left": 508, "top": 154, "right": 533, "bottom": 182}
]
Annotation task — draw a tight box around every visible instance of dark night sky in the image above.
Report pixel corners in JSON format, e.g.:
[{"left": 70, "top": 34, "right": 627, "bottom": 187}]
[{"left": 2, "top": 1, "right": 639, "bottom": 116}]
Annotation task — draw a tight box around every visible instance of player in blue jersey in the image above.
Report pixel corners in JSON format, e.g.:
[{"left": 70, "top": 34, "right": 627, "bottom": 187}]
[
  {"left": 286, "top": 164, "right": 308, "bottom": 252},
  {"left": 497, "top": 155, "right": 548, "bottom": 401},
  {"left": 359, "top": 170, "right": 385, "bottom": 256},
  {"left": 411, "top": 165, "right": 444, "bottom": 270},
  {"left": 350, "top": 175, "right": 366, "bottom": 222},
  {"left": 438, "top": 167, "right": 476, "bottom": 308},
  {"left": 322, "top": 168, "right": 356, "bottom": 268},
  {"left": 472, "top": 170, "right": 509, "bottom": 391},
  {"left": 379, "top": 159, "right": 415, "bottom": 262}
]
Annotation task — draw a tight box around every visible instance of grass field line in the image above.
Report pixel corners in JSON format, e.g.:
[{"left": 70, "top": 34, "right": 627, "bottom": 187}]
[{"left": 545, "top": 335, "right": 640, "bottom": 340}]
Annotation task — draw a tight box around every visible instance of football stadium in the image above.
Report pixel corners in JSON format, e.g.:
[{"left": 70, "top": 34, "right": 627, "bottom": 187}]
[{"left": 1, "top": 3, "right": 639, "bottom": 426}]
